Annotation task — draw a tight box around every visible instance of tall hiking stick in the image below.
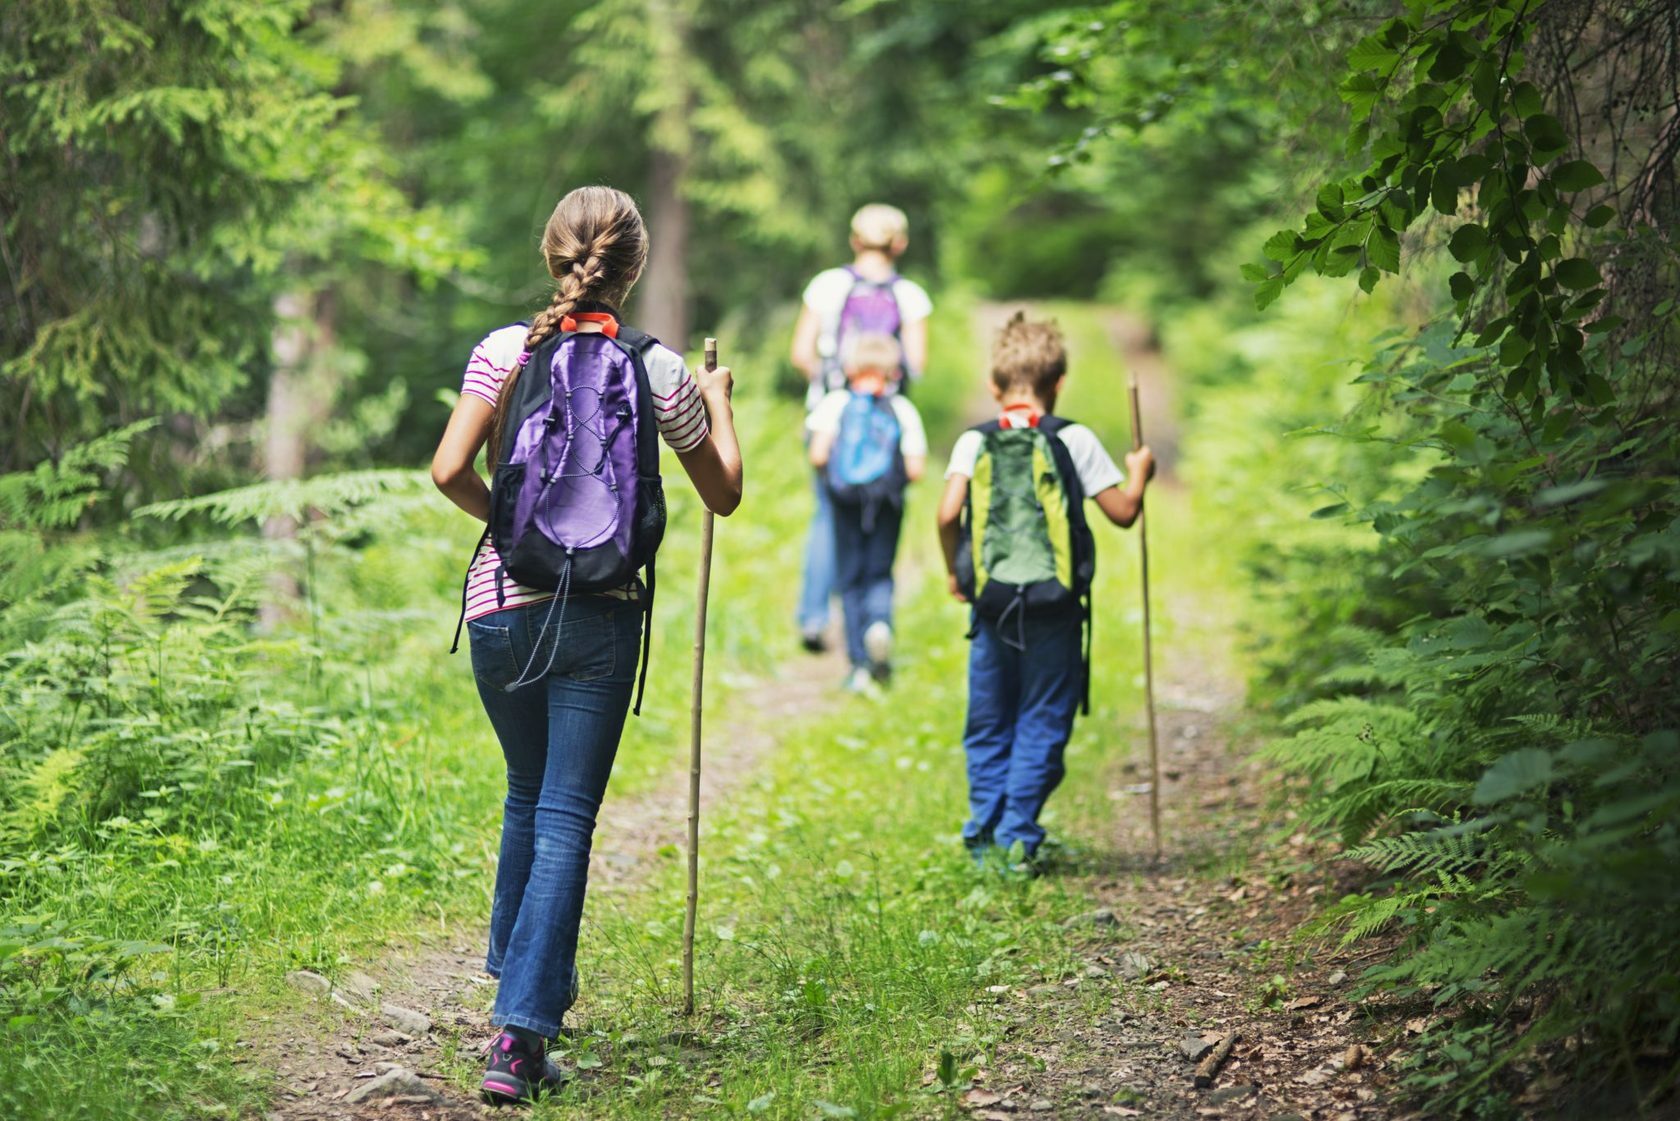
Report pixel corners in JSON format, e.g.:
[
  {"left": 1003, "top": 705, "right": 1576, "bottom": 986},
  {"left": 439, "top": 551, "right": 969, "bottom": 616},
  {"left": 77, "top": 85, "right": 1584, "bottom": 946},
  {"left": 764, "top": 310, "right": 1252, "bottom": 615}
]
[
  {"left": 682, "top": 337, "right": 719, "bottom": 1017},
  {"left": 1128, "top": 371, "right": 1162, "bottom": 861}
]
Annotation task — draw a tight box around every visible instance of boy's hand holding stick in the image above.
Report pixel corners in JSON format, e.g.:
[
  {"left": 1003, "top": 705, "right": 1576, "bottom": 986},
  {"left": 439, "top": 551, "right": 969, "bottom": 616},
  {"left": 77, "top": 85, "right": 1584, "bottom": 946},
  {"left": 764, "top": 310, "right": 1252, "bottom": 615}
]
[
  {"left": 1127, "top": 371, "right": 1162, "bottom": 862},
  {"left": 682, "top": 337, "right": 720, "bottom": 1016}
]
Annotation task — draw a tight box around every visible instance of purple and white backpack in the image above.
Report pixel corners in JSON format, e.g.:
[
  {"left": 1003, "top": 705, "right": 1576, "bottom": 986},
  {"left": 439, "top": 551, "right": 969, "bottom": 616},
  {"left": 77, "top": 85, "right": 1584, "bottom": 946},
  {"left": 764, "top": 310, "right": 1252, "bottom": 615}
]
[
  {"left": 821, "top": 266, "right": 904, "bottom": 393},
  {"left": 453, "top": 312, "right": 665, "bottom": 709}
]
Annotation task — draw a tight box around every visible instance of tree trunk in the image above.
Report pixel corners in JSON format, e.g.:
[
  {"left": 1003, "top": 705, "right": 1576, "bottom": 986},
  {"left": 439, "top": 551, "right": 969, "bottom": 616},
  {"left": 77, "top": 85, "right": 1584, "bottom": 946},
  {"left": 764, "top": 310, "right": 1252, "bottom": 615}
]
[
  {"left": 637, "top": 0, "right": 692, "bottom": 349},
  {"left": 641, "top": 144, "right": 690, "bottom": 349},
  {"left": 261, "top": 288, "right": 334, "bottom": 627}
]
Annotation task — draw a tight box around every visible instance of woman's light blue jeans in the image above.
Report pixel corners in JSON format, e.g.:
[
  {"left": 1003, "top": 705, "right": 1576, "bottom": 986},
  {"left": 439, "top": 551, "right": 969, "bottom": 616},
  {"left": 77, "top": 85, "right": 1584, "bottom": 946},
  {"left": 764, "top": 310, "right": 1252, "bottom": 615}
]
[
  {"left": 798, "top": 468, "right": 836, "bottom": 635},
  {"left": 467, "top": 594, "right": 642, "bottom": 1038}
]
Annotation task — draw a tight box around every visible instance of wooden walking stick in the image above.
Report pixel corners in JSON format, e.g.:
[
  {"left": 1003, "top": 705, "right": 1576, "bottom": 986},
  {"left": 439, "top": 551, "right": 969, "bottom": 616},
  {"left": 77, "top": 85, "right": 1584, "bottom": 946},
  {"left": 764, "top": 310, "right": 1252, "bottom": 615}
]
[
  {"left": 681, "top": 338, "right": 719, "bottom": 1016},
  {"left": 1128, "top": 370, "right": 1162, "bottom": 861}
]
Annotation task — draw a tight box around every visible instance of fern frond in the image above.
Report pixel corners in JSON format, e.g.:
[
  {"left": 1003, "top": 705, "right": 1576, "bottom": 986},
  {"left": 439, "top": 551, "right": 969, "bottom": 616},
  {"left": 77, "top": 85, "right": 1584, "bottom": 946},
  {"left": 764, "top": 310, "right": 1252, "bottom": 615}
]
[
  {"left": 0, "top": 420, "right": 158, "bottom": 531},
  {"left": 135, "top": 469, "right": 428, "bottom": 525}
]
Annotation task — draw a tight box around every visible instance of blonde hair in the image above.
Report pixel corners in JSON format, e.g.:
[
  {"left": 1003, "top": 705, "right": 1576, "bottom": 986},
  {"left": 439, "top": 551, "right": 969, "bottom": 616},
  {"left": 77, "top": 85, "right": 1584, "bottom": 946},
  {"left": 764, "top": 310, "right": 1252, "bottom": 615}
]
[
  {"left": 843, "top": 332, "right": 903, "bottom": 378},
  {"left": 991, "top": 311, "right": 1066, "bottom": 400},
  {"left": 850, "top": 203, "right": 909, "bottom": 252},
  {"left": 489, "top": 186, "right": 649, "bottom": 464}
]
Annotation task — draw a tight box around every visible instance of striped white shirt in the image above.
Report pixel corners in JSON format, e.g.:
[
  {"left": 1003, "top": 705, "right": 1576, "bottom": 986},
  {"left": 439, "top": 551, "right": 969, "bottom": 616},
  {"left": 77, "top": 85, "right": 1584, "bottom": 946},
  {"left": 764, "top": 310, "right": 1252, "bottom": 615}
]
[{"left": 460, "top": 323, "right": 709, "bottom": 622}]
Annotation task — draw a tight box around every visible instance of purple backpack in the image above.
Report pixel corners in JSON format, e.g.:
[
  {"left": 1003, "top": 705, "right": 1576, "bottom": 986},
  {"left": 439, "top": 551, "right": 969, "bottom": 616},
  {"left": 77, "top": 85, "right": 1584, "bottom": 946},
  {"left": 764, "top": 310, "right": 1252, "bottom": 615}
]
[
  {"left": 453, "top": 315, "right": 666, "bottom": 710},
  {"left": 822, "top": 266, "right": 904, "bottom": 392}
]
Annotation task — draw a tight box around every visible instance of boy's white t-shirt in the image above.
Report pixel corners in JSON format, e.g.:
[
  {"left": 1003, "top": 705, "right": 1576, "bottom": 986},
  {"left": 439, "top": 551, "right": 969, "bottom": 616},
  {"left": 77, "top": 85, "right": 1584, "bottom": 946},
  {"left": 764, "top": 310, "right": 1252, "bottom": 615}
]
[
  {"left": 944, "top": 423, "right": 1125, "bottom": 497},
  {"left": 806, "top": 390, "right": 928, "bottom": 460},
  {"left": 802, "top": 266, "right": 933, "bottom": 409}
]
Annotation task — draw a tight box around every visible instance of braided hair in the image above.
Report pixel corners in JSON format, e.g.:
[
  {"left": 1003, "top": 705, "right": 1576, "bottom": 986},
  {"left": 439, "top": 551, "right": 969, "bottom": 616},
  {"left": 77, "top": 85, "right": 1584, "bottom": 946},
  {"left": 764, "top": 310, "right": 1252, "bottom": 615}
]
[{"left": 488, "top": 186, "right": 649, "bottom": 465}]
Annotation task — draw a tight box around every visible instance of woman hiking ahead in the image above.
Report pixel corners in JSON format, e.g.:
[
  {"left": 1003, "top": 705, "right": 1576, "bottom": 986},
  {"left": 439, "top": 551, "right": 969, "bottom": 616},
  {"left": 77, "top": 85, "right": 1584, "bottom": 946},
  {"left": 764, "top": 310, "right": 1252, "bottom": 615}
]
[{"left": 430, "top": 185, "right": 743, "bottom": 1104}]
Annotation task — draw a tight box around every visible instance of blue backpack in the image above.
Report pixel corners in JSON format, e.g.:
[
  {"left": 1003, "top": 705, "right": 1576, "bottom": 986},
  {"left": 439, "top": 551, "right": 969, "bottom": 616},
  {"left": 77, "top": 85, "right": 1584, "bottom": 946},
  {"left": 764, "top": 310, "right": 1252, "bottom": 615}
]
[{"left": 825, "top": 391, "right": 906, "bottom": 521}]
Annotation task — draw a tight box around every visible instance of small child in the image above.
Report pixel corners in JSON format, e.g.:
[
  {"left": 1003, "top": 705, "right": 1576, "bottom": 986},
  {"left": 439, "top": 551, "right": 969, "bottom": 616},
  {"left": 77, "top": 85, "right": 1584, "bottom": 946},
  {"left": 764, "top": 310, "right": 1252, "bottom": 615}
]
[
  {"left": 936, "top": 313, "right": 1154, "bottom": 865},
  {"left": 808, "top": 333, "right": 927, "bottom": 693}
]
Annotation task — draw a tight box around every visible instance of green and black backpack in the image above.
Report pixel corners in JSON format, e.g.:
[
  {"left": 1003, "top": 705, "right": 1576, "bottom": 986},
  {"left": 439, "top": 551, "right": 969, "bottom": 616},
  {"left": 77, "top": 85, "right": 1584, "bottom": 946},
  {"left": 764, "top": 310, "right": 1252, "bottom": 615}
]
[{"left": 954, "top": 415, "right": 1096, "bottom": 710}]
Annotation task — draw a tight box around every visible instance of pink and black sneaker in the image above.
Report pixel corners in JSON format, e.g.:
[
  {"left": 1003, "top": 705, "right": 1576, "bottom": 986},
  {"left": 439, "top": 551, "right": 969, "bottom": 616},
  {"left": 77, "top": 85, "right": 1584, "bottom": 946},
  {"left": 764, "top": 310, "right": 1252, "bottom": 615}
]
[{"left": 481, "top": 1029, "right": 565, "bottom": 1106}]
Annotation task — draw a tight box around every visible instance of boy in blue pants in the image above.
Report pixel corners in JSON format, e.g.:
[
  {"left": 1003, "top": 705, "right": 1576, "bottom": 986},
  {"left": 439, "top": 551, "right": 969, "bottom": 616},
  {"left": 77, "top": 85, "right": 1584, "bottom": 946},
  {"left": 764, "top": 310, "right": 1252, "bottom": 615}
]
[{"left": 936, "top": 313, "right": 1154, "bottom": 864}]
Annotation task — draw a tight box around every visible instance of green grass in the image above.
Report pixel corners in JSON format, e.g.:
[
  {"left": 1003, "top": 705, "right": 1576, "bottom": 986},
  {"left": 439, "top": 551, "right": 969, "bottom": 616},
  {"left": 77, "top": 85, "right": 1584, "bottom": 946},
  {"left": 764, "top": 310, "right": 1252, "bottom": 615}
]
[{"left": 0, "top": 300, "right": 1233, "bottom": 1120}]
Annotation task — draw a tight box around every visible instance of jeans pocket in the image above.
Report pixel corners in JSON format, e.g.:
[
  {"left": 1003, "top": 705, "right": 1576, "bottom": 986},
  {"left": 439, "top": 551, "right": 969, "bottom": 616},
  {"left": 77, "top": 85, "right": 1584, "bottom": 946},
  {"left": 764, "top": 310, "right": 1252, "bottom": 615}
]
[
  {"left": 467, "top": 621, "right": 520, "bottom": 691},
  {"left": 537, "top": 609, "right": 619, "bottom": 682}
]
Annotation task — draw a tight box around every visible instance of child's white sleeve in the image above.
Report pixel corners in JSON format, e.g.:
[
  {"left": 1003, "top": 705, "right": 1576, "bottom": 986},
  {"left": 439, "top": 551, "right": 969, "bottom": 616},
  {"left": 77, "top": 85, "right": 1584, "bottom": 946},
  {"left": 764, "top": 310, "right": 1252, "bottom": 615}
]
[
  {"left": 806, "top": 391, "right": 844, "bottom": 435},
  {"left": 896, "top": 400, "right": 928, "bottom": 459},
  {"left": 944, "top": 430, "right": 982, "bottom": 479},
  {"left": 1065, "top": 426, "right": 1124, "bottom": 495}
]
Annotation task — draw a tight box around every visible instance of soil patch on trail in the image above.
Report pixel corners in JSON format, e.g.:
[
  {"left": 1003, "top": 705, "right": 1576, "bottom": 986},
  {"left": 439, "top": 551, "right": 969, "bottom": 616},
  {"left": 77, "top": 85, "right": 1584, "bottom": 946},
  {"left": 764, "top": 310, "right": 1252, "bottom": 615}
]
[
  {"left": 252, "top": 643, "right": 848, "bottom": 1120},
  {"left": 956, "top": 599, "right": 1400, "bottom": 1120}
]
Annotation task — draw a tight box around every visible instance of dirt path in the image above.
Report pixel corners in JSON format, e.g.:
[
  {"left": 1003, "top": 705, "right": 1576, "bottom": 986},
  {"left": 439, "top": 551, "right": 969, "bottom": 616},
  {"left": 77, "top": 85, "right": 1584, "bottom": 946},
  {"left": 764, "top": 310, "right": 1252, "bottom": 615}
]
[
  {"left": 957, "top": 615, "right": 1390, "bottom": 1121},
  {"left": 255, "top": 641, "right": 849, "bottom": 1120},
  {"left": 953, "top": 313, "right": 1392, "bottom": 1121}
]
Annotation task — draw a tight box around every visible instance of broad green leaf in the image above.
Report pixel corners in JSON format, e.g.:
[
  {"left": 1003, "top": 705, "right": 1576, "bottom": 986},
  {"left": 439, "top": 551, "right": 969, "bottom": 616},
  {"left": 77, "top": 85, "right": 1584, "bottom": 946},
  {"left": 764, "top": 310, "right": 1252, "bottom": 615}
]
[
  {"left": 1555, "top": 258, "right": 1601, "bottom": 290},
  {"left": 1535, "top": 479, "right": 1608, "bottom": 507},
  {"left": 1262, "top": 229, "right": 1301, "bottom": 262},
  {"left": 1511, "top": 81, "right": 1544, "bottom": 118},
  {"left": 1550, "top": 160, "right": 1604, "bottom": 191},
  {"left": 1481, "top": 529, "right": 1553, "bottom": 557},
  {"left": 1339, "top": 72, "right": 1383, "bottom": 120},
  {"left": 1347, "top": 34, "right": 1399, "bottom": 72},
  {"left": 1473, "top": 749, "right": 1553, "bottom": 805},
  {"left": 1431, "top": 160, "right": 1460, "bottom": 215},
  {"left": 1522, "top": 113, "right": 1568, "bottom": 157},
  {"left": 1367, "top": 225, "right": 1400, "bottom": 272},
  {"left": 1448, "top": 224, "right": 1488, "bottom": 261}
]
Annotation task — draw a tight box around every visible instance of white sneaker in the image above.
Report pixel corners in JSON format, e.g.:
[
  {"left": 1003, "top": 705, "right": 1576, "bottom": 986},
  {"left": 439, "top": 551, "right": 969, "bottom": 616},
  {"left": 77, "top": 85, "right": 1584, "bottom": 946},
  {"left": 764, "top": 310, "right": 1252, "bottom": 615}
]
[
  {"left": 842, "top": 666, "right": 882, "bottom": 698},
  {"left": 863, "top": 621, "right": 893, "bottom": 673}
]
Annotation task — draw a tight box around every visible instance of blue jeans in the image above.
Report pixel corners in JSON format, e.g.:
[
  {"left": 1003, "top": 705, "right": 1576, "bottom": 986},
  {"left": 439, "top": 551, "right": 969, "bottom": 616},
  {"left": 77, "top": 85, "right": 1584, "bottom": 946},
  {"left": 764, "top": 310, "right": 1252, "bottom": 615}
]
[
  {"left": 832, "top": 498, "right": 901, "bottom": 668},
  {"left": 468, "top": 595, "right": 643, "bottom": 1038},
  {"left": 961, "top": 610, "right": 1084, "bottom": 857},
  {"left": 798, "top": 468, "right": 835, "bottom": 634}
]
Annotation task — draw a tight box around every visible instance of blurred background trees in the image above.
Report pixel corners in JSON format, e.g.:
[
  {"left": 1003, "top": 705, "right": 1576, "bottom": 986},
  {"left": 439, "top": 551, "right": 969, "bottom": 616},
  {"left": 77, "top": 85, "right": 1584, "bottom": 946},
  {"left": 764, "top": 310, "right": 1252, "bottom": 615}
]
[{"left": 3, "top": 0, "right": 1676, "bottom": 1112}]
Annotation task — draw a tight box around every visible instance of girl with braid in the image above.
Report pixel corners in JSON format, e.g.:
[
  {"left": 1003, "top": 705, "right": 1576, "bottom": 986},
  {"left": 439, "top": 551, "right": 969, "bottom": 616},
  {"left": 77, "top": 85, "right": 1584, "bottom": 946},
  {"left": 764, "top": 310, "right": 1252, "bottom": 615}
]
[{"left": 431, "top": 186, "right": 742, "bottom": 1103}]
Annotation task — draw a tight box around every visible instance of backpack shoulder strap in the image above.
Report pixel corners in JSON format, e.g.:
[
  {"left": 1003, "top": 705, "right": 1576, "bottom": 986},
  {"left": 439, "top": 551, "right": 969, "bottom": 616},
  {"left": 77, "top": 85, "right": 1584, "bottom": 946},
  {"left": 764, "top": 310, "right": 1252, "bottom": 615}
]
[
  {"left": 501, "top": 330, "right": 570, "bottom": 467},
  {"left": 1035, "top": 417, "right": 1088, "bottom": 505},
  {"left": 612, "top": 323, "right": 659, "bottom": 353},
  {"left": 604, "top": 322, "right": 664, "bottom": 717},
  {"left": 608, "top": 326, "right": 662, "bottom": 479}
]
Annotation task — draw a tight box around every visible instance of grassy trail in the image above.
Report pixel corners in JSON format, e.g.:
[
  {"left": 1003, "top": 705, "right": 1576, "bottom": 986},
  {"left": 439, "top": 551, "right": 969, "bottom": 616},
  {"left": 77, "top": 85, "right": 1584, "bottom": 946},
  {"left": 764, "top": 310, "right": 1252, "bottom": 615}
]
[{"left": 1, "top": 302, "right": 1391, "bottom": 1121}]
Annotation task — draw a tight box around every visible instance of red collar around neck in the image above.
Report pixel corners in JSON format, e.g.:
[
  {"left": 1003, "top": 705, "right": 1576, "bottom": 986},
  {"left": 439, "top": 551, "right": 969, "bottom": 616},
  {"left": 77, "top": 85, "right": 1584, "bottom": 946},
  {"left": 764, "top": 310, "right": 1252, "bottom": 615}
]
[
  {"left": 560, "top": 312, "right": 619, "bottom": 338},
  {"left": 999, "top": 404, "right": 1041, "bottom": 429}
]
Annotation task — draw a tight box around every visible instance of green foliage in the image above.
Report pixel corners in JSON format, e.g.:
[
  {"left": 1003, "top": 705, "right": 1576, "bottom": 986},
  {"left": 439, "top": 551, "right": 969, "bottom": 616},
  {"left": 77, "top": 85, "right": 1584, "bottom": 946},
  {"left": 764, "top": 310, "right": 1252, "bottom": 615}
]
[
  {"left": 1102, "top": 1, "right": 1680, "bottom": 1104},
  {"left": 1247, "top": 1, "right": 1666, "bottom": 415}
]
